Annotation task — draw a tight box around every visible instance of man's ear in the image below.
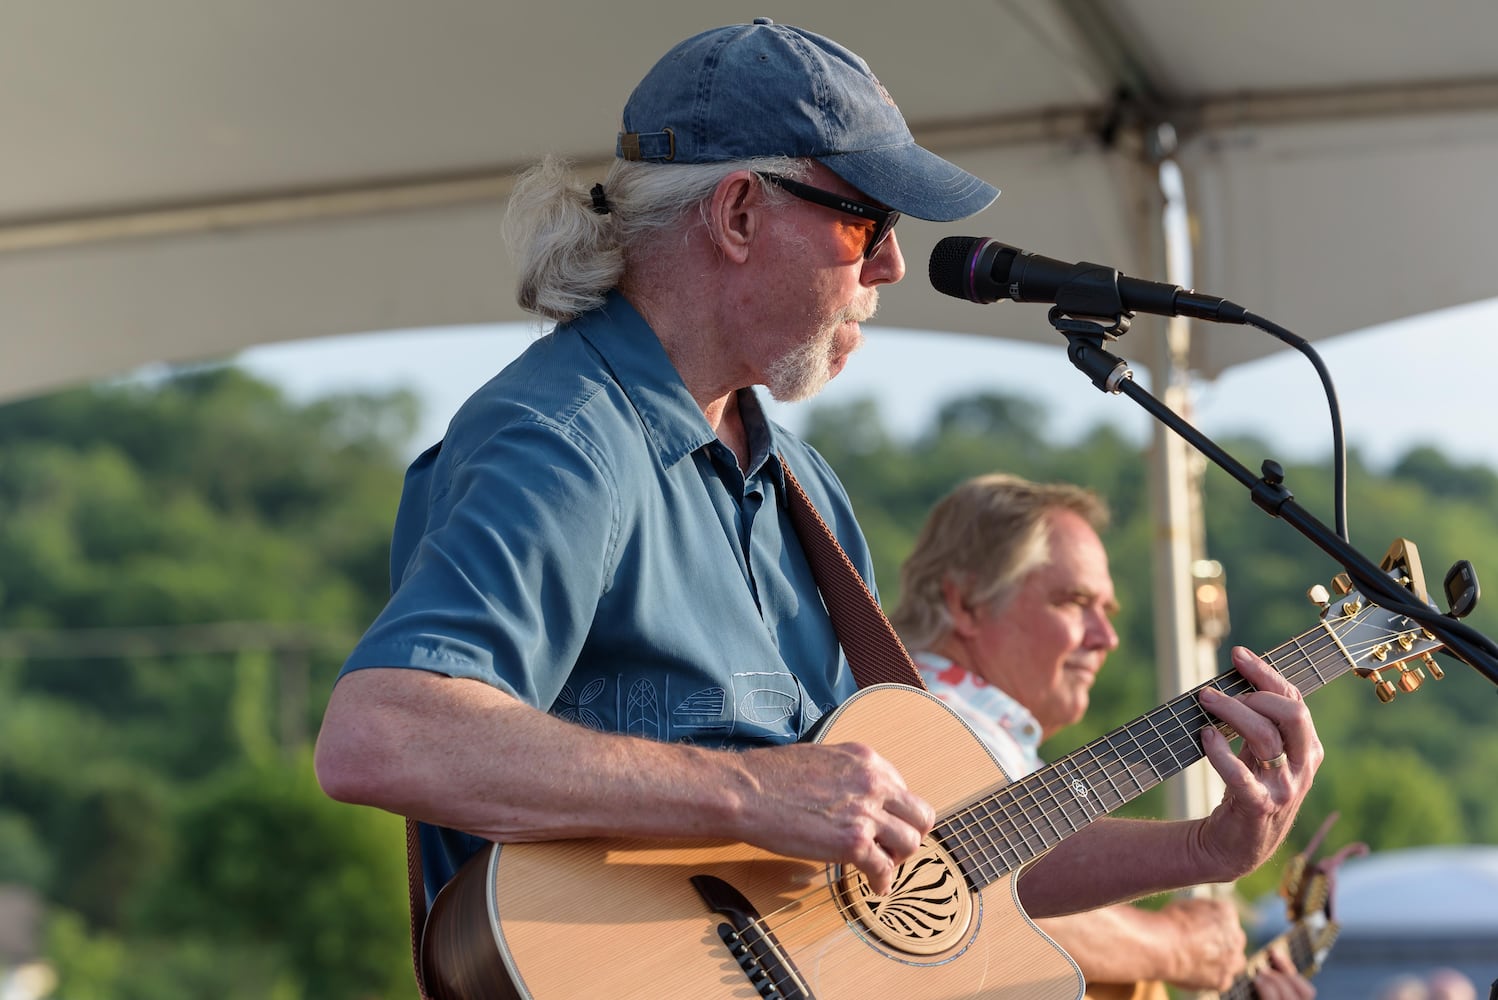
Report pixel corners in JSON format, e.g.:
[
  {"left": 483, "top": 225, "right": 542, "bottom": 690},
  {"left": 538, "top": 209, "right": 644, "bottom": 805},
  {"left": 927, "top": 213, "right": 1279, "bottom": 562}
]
[
  {"left": 706, "top": 171, "right": 760, "bottom": 264},
  {"left": 941, "top": 577, "right": 979, "bottom": 637}
]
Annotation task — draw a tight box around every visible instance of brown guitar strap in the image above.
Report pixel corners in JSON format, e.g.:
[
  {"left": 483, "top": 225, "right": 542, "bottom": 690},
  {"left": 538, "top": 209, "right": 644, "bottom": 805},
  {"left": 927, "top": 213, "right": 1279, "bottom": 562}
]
[
  {"left": 779, "top": 458, "right": 927, "bottom": 692},
  {"left": 405, "top": 817, "right": 433, "bottom": 1000},
  {"left": 400, "top": 456, "right": 925, "bottom": 999}
]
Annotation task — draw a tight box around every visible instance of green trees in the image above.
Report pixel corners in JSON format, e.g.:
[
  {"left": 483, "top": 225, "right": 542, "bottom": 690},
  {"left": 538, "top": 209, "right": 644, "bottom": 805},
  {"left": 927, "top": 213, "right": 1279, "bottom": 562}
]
[
  {"left": 0, "top": 369, "right": 414, "bottom": 999},
  {"left": 2, "top": 369, "right": 1493, "bottom": 994}
]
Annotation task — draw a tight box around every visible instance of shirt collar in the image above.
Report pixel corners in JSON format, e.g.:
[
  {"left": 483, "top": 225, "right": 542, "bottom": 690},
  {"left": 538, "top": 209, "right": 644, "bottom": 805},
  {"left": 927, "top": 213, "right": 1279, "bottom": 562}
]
[
  {"left": 574, "top": 290, "right": 782, "bottom": 472},
  {"left": 912, "top": 651, "right": 1045, "bottom": 753}
]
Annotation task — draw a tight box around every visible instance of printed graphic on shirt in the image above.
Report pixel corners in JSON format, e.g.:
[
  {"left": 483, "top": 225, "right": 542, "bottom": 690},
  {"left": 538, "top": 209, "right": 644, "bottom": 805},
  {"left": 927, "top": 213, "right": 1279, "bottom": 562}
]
[
  {"left": 671, "top": 686, "right": 727, "bottom": 733},
  {"left": 554, "top": 670, "right": 817, "bottom": 746},
  {"left": 555, "top": 677, "right": 607, "bottom": 730},
  {"left": 626, "top": 678, "right": 660, "bottom": 739}
]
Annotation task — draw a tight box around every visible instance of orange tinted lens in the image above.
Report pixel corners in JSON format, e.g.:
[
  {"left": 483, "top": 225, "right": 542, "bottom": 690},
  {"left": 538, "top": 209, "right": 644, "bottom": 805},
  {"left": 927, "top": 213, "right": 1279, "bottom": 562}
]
[{"left": 829, "top": 216, "right": 878, "bottom": 259}]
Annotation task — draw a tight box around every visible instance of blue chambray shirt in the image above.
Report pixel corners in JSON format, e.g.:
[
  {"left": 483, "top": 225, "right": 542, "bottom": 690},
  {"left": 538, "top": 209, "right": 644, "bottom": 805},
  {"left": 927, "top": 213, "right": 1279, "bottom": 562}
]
[{"left": 339, "top": 291, "right": 873, "bottom": 902}]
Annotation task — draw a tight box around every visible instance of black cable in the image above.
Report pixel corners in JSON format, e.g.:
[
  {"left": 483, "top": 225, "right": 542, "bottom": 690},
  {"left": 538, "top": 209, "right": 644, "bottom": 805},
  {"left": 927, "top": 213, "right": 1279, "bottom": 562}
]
[{"left": 1242, "top": 310, "right": 1349, "bottom": 543}]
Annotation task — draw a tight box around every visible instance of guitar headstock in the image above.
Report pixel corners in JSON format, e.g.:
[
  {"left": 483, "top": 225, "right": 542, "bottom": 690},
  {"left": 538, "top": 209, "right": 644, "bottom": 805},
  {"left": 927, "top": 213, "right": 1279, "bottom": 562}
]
[
  {"left": 1307, "top": 539, "right": 1457, "bottom": 703},
  {"left": 1277, "top": 813, "right": 1369, "bottom": 922},
  {"left": 1271, "top": 813, "right": 1368, "bottom": 976}
]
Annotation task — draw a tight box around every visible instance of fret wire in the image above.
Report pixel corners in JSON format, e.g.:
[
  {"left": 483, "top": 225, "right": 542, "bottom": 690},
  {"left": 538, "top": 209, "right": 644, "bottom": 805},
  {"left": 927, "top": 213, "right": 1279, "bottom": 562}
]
[
  {"left": 1144, "top": 700, "right": 1194, "bottom": 773},
  {"left": 1062, "top": 747, "right": 1104, "bottom": 811},
  {"left": 1161, "top": 695, "right": 1212, "bottom": 758},
  {"left": 1090, "top": 728, "right": 1144, "bottom": 800},
  {"left": 1290, "top": 631, "right": 1328, "bottom": 688},
  {"left": 1082, "top": 742, "right": 1128, "bottom": 811},
  {"left": 991, "top": 778, "right": 1044, "bottom": 863},
  {"left": 955, "top": 780, "right": 1033, "bottom": 882},
  {"left": 1050, "top": 765, "right": 1092, "bottom": 838},
  {"left": 983, "top": 794, "right": 1028, "bottom": 873},
  {"left": 1021, "top": 770, "right": 1069, "bottom": 850},
  {"left": 945, "top": 796, "right": 1010, "bottom": 885},
  {"left": 1004, "top": 778, "right": 1055, "bottom": 864},
  {"left": 1121, "top": 715, "right": 1167, "bottom": 790},
  {"left": 1054, "top": 757, "right": 1102, "bottom": 826},
  {"left": 935, "top": 817, "right": 985, "bottom": 887},
  {"left": 1034, "top": 768, "right": 1083, "bottom": 844}
]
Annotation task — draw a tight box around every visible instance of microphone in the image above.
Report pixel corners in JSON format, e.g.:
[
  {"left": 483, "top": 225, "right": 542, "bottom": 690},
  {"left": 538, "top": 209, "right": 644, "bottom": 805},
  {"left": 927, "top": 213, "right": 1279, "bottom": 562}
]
[{"left": 929, "top": 236, "right": 1248, "bottom": 324}]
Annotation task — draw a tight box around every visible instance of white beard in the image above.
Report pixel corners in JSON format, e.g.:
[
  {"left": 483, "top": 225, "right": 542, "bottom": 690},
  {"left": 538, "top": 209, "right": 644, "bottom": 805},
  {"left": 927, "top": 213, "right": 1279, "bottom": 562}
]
[{"left": 763, "top": 292, "right": 878, "bottom": 402}]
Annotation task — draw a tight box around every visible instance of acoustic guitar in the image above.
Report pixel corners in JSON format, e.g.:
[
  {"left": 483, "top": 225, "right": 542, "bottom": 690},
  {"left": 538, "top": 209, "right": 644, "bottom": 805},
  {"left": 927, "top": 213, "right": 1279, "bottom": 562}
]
[
  {"left": 1086, "top": 813, "right": 1366, "bottom": 1000},
  {"left": 421, "top": 540, "right": 1452, "bottom": 999}
]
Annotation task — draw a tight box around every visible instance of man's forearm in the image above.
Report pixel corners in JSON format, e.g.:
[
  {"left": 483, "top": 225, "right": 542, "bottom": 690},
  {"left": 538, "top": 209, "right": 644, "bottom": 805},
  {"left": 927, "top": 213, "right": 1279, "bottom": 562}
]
[{"left": 1015, "top": 816, "right": 1216, "bottom": 916}]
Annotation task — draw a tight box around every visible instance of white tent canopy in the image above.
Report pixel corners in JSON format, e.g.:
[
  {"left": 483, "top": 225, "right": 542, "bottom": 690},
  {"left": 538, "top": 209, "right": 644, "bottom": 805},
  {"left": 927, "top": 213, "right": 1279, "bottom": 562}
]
[{"left": 7, "top": 0, "right": 1498, "bottom": 401}]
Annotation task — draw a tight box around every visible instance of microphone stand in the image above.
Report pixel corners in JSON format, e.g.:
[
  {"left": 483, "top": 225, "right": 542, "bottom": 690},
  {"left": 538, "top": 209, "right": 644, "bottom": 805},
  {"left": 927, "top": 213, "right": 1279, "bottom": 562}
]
[{"left": 1046, "top": 306, "right": 1498, "bottom": 690}]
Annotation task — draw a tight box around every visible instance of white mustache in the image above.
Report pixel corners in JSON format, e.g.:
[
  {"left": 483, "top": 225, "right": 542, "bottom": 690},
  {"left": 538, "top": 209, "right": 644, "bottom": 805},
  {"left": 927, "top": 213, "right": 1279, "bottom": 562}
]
[{"left": 840, "top": 290, "right": 880, "bottom": 325}]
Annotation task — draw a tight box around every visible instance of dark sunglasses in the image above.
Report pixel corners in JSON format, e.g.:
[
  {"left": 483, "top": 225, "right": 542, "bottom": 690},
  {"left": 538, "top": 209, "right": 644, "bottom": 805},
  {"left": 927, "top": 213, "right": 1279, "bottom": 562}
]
[{"left": 756, "top": 173, "right": 901, "bottom": 260}]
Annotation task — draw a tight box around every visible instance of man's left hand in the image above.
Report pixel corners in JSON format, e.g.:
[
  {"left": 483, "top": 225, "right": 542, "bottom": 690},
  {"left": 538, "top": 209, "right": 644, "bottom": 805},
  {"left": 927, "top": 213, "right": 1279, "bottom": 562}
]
[{"left": 1195, "top": 646, "right": 1325, "bottom": 881}]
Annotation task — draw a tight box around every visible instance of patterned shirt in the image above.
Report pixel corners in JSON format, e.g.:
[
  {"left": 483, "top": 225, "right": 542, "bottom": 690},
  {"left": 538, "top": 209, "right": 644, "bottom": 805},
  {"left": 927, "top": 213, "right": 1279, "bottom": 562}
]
[{"left": 913, "top": 651, "right": 1045, "bottom": 779}]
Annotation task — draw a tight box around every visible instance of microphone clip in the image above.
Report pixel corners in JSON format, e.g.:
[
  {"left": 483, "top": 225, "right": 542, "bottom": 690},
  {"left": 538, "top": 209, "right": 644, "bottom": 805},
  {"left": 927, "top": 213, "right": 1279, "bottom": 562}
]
[
  {"left": 1052, "top": 313, "right": 1135, "bottom": 395},
  {"left": 1046, "top": 307, "right": 1131, "bottom": 341}
]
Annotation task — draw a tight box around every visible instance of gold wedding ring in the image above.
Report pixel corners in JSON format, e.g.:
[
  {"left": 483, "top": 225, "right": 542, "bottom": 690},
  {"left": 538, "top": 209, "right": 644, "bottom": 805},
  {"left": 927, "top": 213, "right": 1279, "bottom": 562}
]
[{"left": 1256, "top": 751, "right": 1289, "bottom": 770}]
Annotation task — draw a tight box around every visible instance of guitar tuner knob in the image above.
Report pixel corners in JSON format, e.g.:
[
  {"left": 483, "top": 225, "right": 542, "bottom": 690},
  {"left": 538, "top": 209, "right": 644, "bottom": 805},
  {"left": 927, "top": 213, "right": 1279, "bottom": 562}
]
[
  {"left": 1397, "top": 668, "right": 1424, "bottom": 694},
  {"left": 1422, "top": 652, "right": 1446, "bottom": 680},
  {"left": 1373, "top": 678, "right": 1397, "bottom": 703},
  {"left": 1306, "top": 584, "right": 1330, "bottom": 608},
  {"left": 1330, "top": 574, "right": 1353, "bottom": 596}
]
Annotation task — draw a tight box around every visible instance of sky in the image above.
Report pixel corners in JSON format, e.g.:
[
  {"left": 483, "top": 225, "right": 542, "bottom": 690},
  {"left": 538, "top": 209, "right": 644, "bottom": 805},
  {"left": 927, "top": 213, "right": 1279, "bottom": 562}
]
[{"left": 237, "top": 295, "right": 1498, "bottom": 479}]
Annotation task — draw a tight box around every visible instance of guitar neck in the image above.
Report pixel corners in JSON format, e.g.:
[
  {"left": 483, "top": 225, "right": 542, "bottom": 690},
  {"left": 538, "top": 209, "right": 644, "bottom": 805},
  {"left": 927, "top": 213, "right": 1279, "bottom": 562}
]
[
  {"left": 1217, "top": 917, "right": 1336, "bottom": 999},
  {"left": 937, "top": 621, "right": 1358, "bottom": 892}
]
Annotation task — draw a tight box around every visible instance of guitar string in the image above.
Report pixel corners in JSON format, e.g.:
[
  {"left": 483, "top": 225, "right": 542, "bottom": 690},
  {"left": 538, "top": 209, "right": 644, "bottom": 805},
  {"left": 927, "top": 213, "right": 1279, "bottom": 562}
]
[{"left": 725, "top": 617, "right": 1420, "bottom": 990}]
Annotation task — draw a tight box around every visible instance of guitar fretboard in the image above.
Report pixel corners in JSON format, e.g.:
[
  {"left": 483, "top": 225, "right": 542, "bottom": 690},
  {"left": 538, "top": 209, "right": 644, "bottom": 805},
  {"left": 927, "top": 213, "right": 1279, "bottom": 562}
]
[{"left": 934, "top": 617, "right": 1371, "bottom": 891}]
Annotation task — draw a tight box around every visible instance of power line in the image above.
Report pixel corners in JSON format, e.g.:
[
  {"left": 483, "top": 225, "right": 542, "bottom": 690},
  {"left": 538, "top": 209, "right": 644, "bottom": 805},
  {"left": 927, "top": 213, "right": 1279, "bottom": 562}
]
[{"left": 0, "top": 622, "right": 353, "bottom": 660}]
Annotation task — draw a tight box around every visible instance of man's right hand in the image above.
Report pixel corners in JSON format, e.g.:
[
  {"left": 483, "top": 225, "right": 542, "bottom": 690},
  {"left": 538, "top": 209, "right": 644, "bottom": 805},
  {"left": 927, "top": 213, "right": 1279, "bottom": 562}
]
[
  {"left": 1158, "top": 896, "right": 1248, "bottom": 990},
  {"left": 733, "top": 741, "right": 935, "bottom": 896}
]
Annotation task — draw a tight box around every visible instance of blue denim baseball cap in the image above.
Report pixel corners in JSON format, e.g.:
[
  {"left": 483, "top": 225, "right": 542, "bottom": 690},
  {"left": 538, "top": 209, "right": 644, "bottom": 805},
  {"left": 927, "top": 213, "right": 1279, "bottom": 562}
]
[{"left": 616, "top": 19, "right": 999, "bottom": 222}]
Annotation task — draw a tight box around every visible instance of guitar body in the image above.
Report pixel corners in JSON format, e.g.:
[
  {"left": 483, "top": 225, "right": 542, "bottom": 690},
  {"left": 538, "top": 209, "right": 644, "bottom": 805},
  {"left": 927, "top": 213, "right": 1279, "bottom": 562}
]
[
  {"left": 421, "top": 685, "right": 1083, "bottom": 999},
  {"left": 1084, "top": 981, "right": 1169, "bottom": 1000}
]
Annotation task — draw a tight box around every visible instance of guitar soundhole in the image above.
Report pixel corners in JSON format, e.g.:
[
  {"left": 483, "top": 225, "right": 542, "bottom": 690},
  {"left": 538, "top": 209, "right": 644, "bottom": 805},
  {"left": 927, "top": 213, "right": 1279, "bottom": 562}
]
[{"left": 835, "top": 838, "right": 976, "bottom": 958}]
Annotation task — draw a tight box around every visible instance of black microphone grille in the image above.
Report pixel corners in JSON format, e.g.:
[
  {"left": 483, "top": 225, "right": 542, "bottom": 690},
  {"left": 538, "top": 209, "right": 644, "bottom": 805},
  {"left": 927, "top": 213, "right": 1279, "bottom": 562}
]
[{"left": 928, "top": 236, "right": 988, "bottom": 300}]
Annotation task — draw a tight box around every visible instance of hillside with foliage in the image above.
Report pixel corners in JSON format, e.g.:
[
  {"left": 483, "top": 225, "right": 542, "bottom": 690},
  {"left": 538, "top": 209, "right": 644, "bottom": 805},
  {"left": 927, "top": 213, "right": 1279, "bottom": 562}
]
[{"left": 2, "top": 370, "right": 1495, "bottom": 997}]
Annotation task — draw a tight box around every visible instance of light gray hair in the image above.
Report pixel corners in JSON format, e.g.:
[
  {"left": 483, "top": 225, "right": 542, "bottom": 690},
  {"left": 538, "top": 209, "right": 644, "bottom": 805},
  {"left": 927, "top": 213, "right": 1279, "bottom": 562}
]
[
  {"left": 501, "top": 154, "right": 808, "bottom": 323},
  {"left": 889, "top": 473, "right": 1110, "bottom": 653}
]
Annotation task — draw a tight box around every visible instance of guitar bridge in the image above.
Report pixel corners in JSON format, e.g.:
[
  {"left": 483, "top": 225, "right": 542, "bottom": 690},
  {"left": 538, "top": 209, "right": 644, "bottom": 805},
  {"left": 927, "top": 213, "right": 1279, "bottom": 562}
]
[{"left": 691, "top": 874, "right": 815, "bottom": 999}]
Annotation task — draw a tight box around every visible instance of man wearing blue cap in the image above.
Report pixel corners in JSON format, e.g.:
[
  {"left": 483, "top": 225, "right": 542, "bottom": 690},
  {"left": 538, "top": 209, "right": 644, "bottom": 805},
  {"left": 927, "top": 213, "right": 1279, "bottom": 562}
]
[{"left": 315, "top": 19, "right": 1321, "bottom": 993}]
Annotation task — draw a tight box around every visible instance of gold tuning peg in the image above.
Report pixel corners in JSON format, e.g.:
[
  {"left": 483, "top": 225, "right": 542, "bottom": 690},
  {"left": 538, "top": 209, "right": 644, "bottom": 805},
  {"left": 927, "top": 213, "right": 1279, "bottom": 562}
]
[
  {"left": 1422, "top": 652, "right": 1446, "bottom": 680},
  {"left": 1368, "top": 669, "right": 1397, "bottom": 703},
  {"left": 1301, "top": 871, "right": 1330, "bottom": 917},
  {"left": 1278, "top": 854, "right": 1308, "bottom": 904},
  {"left": 1330, "top": 573, "right": 1353, "bottom": 596},
  {"left": 1397, "top": 667, "right": 1424, "bottom": 694},
  {"left": 1307, "top": 584, "right": 1330, "bottom": 609}
]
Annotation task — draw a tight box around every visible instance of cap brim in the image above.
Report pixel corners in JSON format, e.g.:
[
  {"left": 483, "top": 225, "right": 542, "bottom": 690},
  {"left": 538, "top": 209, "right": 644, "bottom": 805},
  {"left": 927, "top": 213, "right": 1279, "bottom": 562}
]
[{"left": 819, "top": 143, "right": 999, "bottom": 222}]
